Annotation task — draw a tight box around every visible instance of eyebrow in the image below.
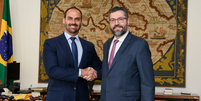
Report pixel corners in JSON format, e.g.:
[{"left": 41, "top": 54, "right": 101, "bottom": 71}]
[{"left": 67, "top": 16, "right": 81, "bottom": 19}]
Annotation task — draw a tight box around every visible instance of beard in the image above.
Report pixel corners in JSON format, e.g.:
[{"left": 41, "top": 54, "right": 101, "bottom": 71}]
[
  {"left": 64, "top": 23, "right": 81, "bottom": 35},
  {"left": 110, "top": 24, "right": 128, "bottom": 37}
]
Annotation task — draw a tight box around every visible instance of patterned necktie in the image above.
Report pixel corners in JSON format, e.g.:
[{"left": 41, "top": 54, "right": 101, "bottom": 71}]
[
  {"left": 108, "top": 40, "right": 119, "bottom": 69},
  {"left": 70, "top": 37, "right": 78, "bottom": 68}
]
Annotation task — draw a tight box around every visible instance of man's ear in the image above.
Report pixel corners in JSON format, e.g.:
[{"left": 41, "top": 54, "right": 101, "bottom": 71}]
[
  {"left": 63, "top": 18, "right": 65, "bottom": 24},
  {"left": 127, "top": 18, "right": 129, "bottom": 25}
]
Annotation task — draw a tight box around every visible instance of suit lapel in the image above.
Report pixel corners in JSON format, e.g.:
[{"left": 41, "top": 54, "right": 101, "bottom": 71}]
[
  {"left": 104, "top": 37, "right": 114, "bottom": 72},
  {"left": 108, "top": 32, "right": 132, "bottom": 73},
  {"left": 59, "top": 33, "right": 74, "bottom": 68},
  {"left": 79, "top": 38, "right": 87, "bottom": 68}
]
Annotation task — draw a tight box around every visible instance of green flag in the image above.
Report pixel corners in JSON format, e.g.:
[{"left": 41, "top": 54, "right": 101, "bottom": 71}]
[{"left": 0, "top": 0, "right": 13, "bottom": 84}]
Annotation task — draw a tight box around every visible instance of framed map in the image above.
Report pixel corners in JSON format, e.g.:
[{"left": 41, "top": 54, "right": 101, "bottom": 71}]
[{"left": 38, "top": 0, "right": 188, "bottom": 87}]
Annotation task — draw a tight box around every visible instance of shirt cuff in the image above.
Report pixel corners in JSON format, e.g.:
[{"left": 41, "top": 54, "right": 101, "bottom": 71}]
[{"left": 79, "top": 69, "right": 81, "bottom": 77}]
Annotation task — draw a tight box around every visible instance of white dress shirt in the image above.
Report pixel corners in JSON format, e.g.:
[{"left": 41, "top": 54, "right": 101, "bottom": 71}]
[
  {"left": 108, "top": 31, "right": 129, "bottom": 62},
  {"left": 64, "top": 32, "right": 83, "bottom": 76}
]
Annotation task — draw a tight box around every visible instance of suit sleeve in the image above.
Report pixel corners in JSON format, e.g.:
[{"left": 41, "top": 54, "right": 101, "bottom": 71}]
[
  {"left": 91, "top": 44, "right": 102, "bottom": 80},
  {"left": 136, "top": 40, "right": 155, "bottom": 101},
  {"left": 43, "top": 39, "right": 79, "bottom": 83}
]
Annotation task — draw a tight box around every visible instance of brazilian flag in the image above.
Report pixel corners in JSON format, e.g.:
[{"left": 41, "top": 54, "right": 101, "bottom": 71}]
[{"left": 0, "top": 0, "right": 13, "bottom": 85}]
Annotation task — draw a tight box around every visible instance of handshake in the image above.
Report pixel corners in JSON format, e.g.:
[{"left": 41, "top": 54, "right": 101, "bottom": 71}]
[{"left": 81, "top": 67, "right": 97, "bottom": 81}]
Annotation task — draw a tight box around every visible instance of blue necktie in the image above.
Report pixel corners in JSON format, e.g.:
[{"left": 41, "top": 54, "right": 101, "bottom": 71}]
[{"left": 70, "top": 37, "right": 78, "bottom": 68}]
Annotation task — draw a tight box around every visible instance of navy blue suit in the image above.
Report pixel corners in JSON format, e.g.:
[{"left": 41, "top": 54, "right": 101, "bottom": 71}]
[
  {"left": 101, "top": 32, "right": 155, "bottom": 101},
  {"left": 43, "top": 33, "right": 102, "bottom": 101}
]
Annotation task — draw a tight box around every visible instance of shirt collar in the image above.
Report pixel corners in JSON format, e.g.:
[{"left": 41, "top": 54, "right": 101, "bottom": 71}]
[
  {"left": 113, "top": 30, "right": 129, "bottom": 43},
  {"left": 64, "top": 31, "right": 80, "bottom": 41}
]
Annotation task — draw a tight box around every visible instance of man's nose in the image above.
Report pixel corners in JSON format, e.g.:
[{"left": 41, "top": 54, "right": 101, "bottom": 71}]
[
  {"left": 72, "top": 19, "right": 76, "bottom": 24},
  {"left": 114, "top": 20, "right": 120, "bottom": 25}
]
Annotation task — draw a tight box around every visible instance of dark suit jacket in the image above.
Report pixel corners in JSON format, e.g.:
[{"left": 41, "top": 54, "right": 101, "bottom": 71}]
[
  {"left": 43, "top": 33, "right": 102, "bottom": 101},
  {"left": 101, "top": 32, "right": 155, "bottom": 101}
]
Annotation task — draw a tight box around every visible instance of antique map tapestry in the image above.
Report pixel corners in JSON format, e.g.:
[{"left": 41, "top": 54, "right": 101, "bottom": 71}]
[{"left": 38, "top": 0, "right": 187, "bottom": 87}]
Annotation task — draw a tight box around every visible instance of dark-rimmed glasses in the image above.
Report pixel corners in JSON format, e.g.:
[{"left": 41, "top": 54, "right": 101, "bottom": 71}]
[{"left": 109, "top": 17, "right": 127, "bottom": 24}]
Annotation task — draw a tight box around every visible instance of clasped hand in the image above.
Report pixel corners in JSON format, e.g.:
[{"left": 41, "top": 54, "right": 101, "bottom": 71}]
[{"left": 81, "top": 67, "right": 97, "bottom": 81}]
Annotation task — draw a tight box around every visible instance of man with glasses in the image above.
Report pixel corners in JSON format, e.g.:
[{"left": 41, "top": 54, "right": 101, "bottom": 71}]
[{"left": 100, "top": 6, "right": 155, "bottom": 101}]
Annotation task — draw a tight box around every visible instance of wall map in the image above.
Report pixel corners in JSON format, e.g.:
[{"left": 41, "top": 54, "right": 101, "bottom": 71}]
[{"left": 39, "top": 0, "right": 187, "bottom": 87}]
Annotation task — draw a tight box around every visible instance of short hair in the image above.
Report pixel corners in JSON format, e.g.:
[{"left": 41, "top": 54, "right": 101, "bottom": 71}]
[
  {"left": 109, "top": 6, "right": 128, "bottom": 20},
  {"left": 64, "top": 7, "right": 82, "bottom": 19}
]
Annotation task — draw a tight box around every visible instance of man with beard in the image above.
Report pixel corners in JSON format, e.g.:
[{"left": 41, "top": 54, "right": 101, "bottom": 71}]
[
  {"left": 100, "top": 6, "right": 155, "bottom": 101},
  {"left": 43, "top": 7, "right": 102, "bottom": 101}
]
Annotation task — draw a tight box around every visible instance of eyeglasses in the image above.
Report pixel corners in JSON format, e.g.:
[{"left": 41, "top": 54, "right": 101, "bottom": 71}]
[{"left": 109, "top": 17, "right": 127, "bottom": 24}]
